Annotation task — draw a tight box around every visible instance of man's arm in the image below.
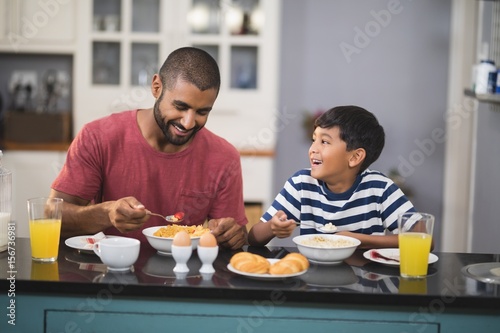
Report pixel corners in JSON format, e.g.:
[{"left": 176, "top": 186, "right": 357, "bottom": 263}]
[
  {"left": 209, "top": 217, "right": 248, "bottom": 250},
  {"left": 49, "top": 189, "right": 150, "bottom": 238}
]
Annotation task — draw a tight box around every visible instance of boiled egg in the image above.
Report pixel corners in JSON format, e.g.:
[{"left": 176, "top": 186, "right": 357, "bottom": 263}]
[
  {"left": 172, "top": 230, "right": 191, "bottom": 247},
  {"left": 199, "top": 232, "right": 217, "bottom": 247}
]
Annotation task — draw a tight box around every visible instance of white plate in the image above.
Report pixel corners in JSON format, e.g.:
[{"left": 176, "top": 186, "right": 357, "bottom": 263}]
[
  {"left": 65, "top": 235, "right": 118, "bottom": 253},
  {"left": 227, "top": 258, "right": 307, "bottom": 280},
  {"left": 363, "top": 248, "right": 438, "bottom": 266}
]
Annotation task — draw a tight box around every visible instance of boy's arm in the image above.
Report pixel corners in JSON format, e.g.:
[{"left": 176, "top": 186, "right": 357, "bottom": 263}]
[
  {"left": 336, "top": 231, "right": 399, "bottom": 249},
  {"left": 248, "top": 221, "right": 275, "bottom": 246},
  {"left": 248, "top": 211, "right": 296, "bottom": 246}
]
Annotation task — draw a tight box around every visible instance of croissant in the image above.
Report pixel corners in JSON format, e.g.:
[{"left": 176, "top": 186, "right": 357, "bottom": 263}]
[
  {"left": 269, "top": 253, "right": 309, "bottom": 275},
  {"left": 230, "top": 252, "right": 270, "bottom": 274}
]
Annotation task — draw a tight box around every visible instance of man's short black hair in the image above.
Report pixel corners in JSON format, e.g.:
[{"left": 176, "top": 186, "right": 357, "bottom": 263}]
[{"left": 159, "top": 47, "right": 220, "bottom": 94}]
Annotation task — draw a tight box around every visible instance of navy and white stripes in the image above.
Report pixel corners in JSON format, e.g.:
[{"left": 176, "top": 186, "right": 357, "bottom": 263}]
[{"left": 262, "top": 169, "right": 415, "bottom": 235}]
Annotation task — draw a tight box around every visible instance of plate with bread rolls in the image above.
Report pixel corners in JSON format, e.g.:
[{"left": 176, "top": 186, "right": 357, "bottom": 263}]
[{"left": 227, "top": 252, "right": 309, "bottom": 280}]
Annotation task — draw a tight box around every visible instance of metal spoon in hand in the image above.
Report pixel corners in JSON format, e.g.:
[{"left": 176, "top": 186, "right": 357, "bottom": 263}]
[
  {"left": 318, "top": 222, "right": 337, "bottom": 233},
  {"left": 281, "top": 217, "right": 337, "bottom": 233},
  {"left": 147, "top": 211, "right": 185, "bottom": 223}
]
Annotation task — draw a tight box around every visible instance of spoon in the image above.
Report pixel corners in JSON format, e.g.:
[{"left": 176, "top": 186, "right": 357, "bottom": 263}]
[
  {"left": 281, "top": 217, "right": 337, "bottom": 233},
  {"left": 147, "top": 211, "right": 185, "bottom": 223},
  {"left": 318, "top": 223, "right": 337, "bottom": 233}
]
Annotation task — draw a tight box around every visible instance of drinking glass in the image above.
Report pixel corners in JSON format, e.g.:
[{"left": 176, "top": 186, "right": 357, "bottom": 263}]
[
  {"left": 398, "top": 212, "right": 434, "bottom": 278},
  {"left": 27, "top": 197, "right": 63, "bottom": 262}
]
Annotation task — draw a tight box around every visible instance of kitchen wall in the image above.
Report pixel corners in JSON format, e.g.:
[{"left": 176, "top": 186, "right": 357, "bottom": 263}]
[
  {"left": 272, "top": 0, "right": 451, "bottom": 248},
  {"left": 470, "top": 1, "right": 500, "bottom": 254}
]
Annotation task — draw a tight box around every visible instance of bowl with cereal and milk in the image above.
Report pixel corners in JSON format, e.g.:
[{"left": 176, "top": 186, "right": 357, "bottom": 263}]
[{"left": 292, "top": 234, "right": 361, "bottom": 265}]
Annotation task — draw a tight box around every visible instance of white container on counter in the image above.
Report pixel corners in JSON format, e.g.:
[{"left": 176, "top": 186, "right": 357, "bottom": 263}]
[{"left": 475, "top": 59, "right": 496, "bottom": 94}]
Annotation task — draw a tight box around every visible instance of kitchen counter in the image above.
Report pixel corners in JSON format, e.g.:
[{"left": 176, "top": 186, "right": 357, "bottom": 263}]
[{"left": 1, "top": 238, "right": 499, "bottom": 332}]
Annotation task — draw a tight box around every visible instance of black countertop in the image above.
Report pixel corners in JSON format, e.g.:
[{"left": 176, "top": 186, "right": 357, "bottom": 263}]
[{"left": 2, "top": 238, "right": 500, "bottom": 310}]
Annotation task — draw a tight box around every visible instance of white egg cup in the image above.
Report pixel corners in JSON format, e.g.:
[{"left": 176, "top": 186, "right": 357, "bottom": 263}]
[
  {"left": 171, "top": 244, "right": 192, "bottom": 273},
  {"left": 197, "top": 245, "right": 219, "bottom": 274}
]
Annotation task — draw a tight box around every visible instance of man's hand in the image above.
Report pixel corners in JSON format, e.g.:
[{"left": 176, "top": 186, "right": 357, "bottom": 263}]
[
  {"left": 208, "top": 217, "right": 247, "bottom": 250},
  {"left": 107, "top": 197, "right": 149, "bottom": 234}
]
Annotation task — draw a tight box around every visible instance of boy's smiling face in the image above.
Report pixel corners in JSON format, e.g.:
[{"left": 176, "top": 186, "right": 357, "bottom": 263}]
[{"left": 309, "top": 126, "right": 363, "bottom": 193}]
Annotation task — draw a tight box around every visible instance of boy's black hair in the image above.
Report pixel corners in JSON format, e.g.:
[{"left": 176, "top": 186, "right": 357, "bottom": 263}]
[{"left": 314, "top": 105, "right": 385, "bottom": 173}]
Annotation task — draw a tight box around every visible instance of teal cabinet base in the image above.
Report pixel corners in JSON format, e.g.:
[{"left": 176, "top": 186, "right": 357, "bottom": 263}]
[
  {"left": 47, "top": 311, "right": 439, "bottom": 333},
  {"left": 3, "top": 294, "right": 499, "bottom": 333}
]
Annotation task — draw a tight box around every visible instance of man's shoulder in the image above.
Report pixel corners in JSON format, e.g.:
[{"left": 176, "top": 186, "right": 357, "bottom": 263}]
[
  {"left": 80, "top": 110, "right": 136, "bottom": 139},
  {"left": 196, "top": 128, "right": 240, "bottom": 157},
  {"left": 84, "top": 110, "right": 135, "bottom": 128}
]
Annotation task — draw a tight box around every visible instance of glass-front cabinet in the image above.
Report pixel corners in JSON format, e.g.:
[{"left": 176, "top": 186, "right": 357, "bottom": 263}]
[
  {"left": 78, "top": 0, "right": 280, "bottom": 151},
  {"left": 187, "top": 0, "right": 263, "bottom": 90},
  {"left": 89, "top": 0, "right": 269, "bottom": 90},
  {"left": 90, "top": 0, "right": 161, "bottom": 86}
]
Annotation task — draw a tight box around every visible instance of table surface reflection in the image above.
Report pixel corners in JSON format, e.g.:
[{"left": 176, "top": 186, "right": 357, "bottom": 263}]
[{"left": 2, "top": 238, "right": 499, "bottom": 309}]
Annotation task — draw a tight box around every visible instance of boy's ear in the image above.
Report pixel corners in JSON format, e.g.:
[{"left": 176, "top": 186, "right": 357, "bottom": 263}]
[
  {"left": 349, "top": 148, "right": 366, "bottom": 168},
  {"left": 151, "top": 74, "right": 163, "bottom": 99}
]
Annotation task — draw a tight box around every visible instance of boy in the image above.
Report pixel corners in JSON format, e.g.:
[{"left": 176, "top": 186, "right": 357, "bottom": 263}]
[{"left": 248, "top": 105, "right": 415, "bottom": 248}]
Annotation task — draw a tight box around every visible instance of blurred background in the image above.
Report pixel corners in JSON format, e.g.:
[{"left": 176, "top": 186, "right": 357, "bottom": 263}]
[{"left": 0, "top": 0, "right": 498, "bottom": 253}]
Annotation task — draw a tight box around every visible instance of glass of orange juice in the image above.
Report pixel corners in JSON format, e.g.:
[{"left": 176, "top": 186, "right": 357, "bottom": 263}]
[
  {"left": 27, "top": 197, "right": 63, "bottom": 262},
  {"left": 398, "top": 212, "right": 434, "bottom": 279}
]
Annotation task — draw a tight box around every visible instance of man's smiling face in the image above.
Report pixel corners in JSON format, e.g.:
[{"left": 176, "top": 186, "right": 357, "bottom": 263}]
[{"left": 153, "top": 78, "right": 218, "bottom": 148}]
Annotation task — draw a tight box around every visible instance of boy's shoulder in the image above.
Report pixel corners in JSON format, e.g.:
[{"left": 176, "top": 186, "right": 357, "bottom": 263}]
[
  {"left": 290, "top": 168, "right": 314, "bottom": 179},
  {"left": 288, "top": 168, "right": 317, "bottom": 183},
  {"left": 359, "top": 169, "right": 395, "bottom": 188}
]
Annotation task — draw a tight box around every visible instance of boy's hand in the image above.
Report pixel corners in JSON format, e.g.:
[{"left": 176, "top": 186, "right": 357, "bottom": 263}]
[{"left": 270, "top": 211, "right": 296, "bottom": 238}]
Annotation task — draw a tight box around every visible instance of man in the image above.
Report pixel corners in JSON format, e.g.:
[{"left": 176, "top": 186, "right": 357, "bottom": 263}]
[{"left": 50, "top": 47, "right": 248, "bottom": 249}]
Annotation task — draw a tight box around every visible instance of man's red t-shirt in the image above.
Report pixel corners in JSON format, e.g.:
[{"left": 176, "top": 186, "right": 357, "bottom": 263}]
[{"left": 52, "top": 110, "right": 247, "bottom": 241}]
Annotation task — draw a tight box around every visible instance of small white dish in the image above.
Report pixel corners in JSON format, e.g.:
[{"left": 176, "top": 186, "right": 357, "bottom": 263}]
[
  {"left": 363, "top": 248, "right": 439, "bottom": 267},
  {"left": 65, "top": 235, "right": 109, "bottom": 253},
  {"left": 227, "top": 259, "right": 307, "bottom": 280}
]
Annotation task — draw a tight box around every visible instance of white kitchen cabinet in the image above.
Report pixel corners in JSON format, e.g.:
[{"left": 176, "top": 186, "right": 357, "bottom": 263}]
[
  {"left": 0, "top": 0, "right": 76, "bottom": 53},
  {"left": 2, "top": 151, "right": 67, "bottom": 238}
]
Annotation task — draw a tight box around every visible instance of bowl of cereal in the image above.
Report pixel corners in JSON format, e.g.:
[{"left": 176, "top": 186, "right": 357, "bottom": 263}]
[
  {"left": 292, "top": 234, "right": 360, "bottom": 264},
  {"left": 142, "top": 225, "right": 209, "bottom": 255}
]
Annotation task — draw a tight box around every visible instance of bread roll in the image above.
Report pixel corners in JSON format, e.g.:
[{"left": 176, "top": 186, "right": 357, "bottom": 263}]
[
  {"left": 269, "top": 253, "right": 309, "bottom": 275},
  {"left": 282, "top": 253, "right": 310, "bottom": 271},
  {"left": 230, "top": 252, "right": 270, "bottom": 274}
]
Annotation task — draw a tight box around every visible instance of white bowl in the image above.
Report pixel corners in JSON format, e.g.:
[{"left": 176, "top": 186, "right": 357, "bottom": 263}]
[
  {"left": 292, "top": 234, "right": 361, "bottom": 264},
  {"left": 142, "top": 226, "right": 200, "bottom": 255}
]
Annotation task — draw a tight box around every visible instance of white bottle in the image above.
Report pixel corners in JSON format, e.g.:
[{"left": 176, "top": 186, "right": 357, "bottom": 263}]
[
  {"left": 0, "top": 150, "right": 12, "bottom": 252},
  {"left": 475, "top": 59, "right": 497, "bottom": 94}
]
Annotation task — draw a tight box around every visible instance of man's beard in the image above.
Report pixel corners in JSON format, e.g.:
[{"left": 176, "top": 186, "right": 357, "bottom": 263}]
[{"left": 153, "top": 98, "right": 199, "bottom": 146}]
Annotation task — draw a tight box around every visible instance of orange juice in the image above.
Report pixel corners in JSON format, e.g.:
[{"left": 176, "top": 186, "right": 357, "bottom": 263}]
[
  {"left": 31, "top": 261, "right": 59, "bottom": 281},
  {"left": 29, "top": 218, "right": 61, "bottom": 261},
  {"left": 399, "top": 232, "right": 432, "bottom": 278},
  {"left": 399, "top": 277, "right": 427, "bottom": 294}
]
